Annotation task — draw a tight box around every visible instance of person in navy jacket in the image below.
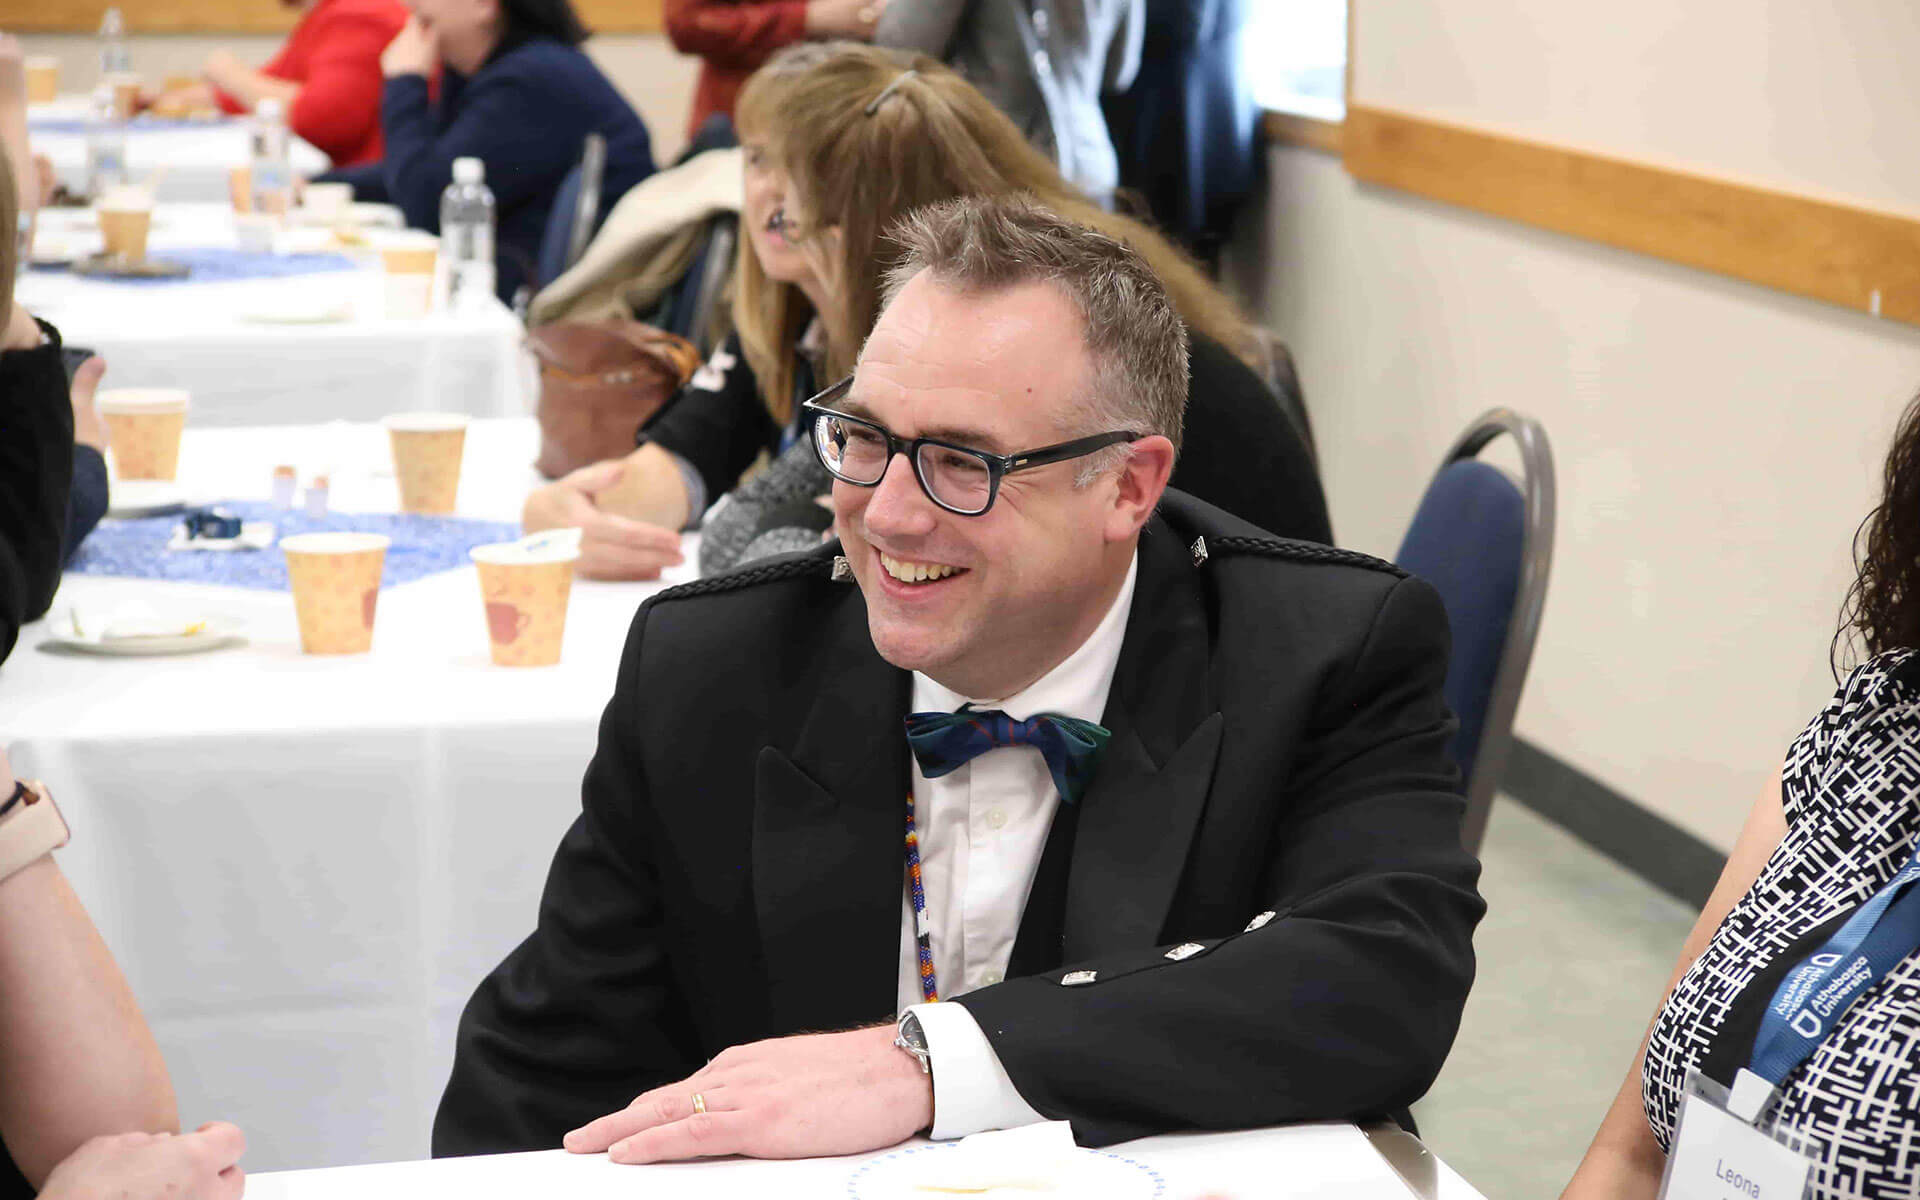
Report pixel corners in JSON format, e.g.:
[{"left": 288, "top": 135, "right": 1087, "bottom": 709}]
[{"left": 324, "top": 0, "right": 656, "bottom": 303}]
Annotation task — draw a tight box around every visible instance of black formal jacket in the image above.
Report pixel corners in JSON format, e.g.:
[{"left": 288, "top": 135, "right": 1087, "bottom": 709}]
[{"left": 433, "top": 491, "right": 1484, "bottom": 1154}]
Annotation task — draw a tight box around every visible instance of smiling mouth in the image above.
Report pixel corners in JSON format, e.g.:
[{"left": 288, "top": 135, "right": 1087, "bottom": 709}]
[{"left": 879, "top": 551, "right": 967, "bottom": 585}]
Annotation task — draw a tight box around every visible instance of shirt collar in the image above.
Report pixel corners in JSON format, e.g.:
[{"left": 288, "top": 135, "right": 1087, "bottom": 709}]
[{"left": 912, "top": 551, "right": 1139, "bottom": 725}]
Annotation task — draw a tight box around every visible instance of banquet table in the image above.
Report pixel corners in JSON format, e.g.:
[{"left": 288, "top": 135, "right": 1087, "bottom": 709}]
[
  {"left": 30, "top": 96, "right": 330, "bottom": 205},
  {"left": 17, "top": 204, "right": 528, "bottom": 426},
  {"left": 245, "top": 1124, "right": 1488, "bottom": 1200},
  {"left": 0, "top": 419, "right": 687, "bottom": 1172}
]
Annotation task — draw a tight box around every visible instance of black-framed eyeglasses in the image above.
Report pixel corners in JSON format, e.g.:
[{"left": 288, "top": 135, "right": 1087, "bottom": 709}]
[{"left": 801, "top": 377, "right": 1144, "bottom": 517}]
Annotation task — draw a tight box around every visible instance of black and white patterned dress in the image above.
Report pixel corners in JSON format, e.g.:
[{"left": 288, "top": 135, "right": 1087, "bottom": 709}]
[{"left": 1643, "top": 650, "right": 1920, "bottom": 1199}]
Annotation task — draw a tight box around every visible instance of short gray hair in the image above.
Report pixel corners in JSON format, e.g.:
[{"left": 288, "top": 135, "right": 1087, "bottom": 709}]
[{"left": 877, "top": 195, "right": 1189, "bottom": 480}]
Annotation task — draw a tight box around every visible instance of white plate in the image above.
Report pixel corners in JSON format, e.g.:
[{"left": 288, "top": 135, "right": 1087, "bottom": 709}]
[
  {"left": 40, "top": 615, "right": 246, "bottom": 657},
  {"left": 107, "top": 480, "right": 190, "bottom": 518},
  {"left": 847, "top": 1144, "right": 1165, "bottom": 1200}
]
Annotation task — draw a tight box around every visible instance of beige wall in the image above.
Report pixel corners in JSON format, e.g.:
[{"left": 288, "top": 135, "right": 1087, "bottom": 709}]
[
  {"left": 1351, "top": 0, "right": 1920, "bottom": 216},
  {"left": 21, "top": 31, "right": 697, "bottom": 159},
  {"left": 1228, "top": 145, "right": 1920, "bottom": 850}
]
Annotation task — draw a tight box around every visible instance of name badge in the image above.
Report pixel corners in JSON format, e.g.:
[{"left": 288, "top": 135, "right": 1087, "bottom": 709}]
[{"left": 1659, "top": 1071, "right": 1811, "bottom": 1200}]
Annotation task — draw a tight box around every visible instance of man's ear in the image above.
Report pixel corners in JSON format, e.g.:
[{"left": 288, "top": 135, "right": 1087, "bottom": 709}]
[{"left": 1105, "top": 435, "right": 1175, "bottom": 543}]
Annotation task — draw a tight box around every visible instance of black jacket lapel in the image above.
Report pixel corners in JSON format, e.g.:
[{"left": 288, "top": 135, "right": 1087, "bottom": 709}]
[
  {"left": 1061, "top": 519, "right": 1224, "bottom": 960},
  {"left": 752, "top": 590, "right": 911, "bottom": 1032}
]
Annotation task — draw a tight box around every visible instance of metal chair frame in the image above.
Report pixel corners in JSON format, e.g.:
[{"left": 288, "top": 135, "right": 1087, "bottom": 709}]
[
  {"left": 1427, "top": 409, "right": 1556, "bottom": 853},
  {"left": 561, "top": 133, "right": 607, "bottom": 275}
]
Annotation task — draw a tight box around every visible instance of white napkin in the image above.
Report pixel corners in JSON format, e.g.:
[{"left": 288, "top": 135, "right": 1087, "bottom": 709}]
[
  {"left": 167, "top": 521, "right": 276, "bottom": 553},
  {"left": 910, "top": 1122, "right": 1078, "bottom": 1194},
  {"left": 68, "top": 602, "right": 211, "bottom": 641}
]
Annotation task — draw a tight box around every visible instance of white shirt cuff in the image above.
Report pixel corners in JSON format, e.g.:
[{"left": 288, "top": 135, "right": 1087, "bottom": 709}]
[{"left": 908, "top": 1001, "right": 1048, "bottom": 1140}]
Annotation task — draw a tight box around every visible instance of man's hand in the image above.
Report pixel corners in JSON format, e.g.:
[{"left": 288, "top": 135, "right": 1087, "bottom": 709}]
[
  {"left": 70, "top": 356, "right": 109, "bottom": 453},
  {"left": 522, "top": 460, "right": 684, "bottom": 580},
  {"left": 805, "top": 0, "right": 886, "bottom": 39},
  {"left": 564, "top": 1025, "right": 932, "bottom": 1164},
  {"left": 381, "top": 17, "right": 437, "bottom": 78},
  {"left": 38, "top": 1124, "right": 246, "bottom": 1200}
]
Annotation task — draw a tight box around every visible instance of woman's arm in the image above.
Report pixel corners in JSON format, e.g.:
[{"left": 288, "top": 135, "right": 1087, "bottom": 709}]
[
  {"left": 1560, "top": 765, "right": 1790, "bottom": 1200},
  {"left": 662, "top": 0, "right": 814, "bottom": 70},
  {"left": 279, "top": 9, "right": 399, "bottom": 164},
  {"left": 202, "top": 52, "right": 301, "bottom": 112},
  {"left": 0, "top": 751, "right": 178, "bottom": 1187}
]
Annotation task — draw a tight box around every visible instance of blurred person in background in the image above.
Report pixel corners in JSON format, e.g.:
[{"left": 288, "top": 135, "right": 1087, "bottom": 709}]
[
  {"left": 664, "top": 0, "right": 886, "bottom": 144},
  {"left": 1101, "top": 0, "right": 1257, "bottom": 265},
  {"left": 1564, "top": 390, "right": 1920, "bottom": 1200},
  {"left": 523, "top": 44, "right": 1327, "bottom": 579},
  {"left": 875, "top": 0, "right": 1141, "bottom": 201},
  {"left": 145, "top": 0, "right": 408, "bottom": 168},
  {"left": 323, "top": 0, "right": 656, "bottom": 302}
]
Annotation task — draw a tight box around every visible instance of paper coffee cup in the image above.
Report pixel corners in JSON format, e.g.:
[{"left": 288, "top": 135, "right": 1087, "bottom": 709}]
[
  {"left": 281, "top": 532, "right": 389, "bottom": 655},
  {"left": 470, "top": 535, "right": 581, "bottom": 667},
  {"left": 98, "top": 388, "right": 189, "bottom": 480},
  {"left": 382, "top": 412, "right": 468, "bottom": 514},
  {"left": 97, "top": 185, "right": 154, "bottom": 261},
  {"left": 379, "top": 235, "right": 437, "bottom": 318},
  {"left": 25, "top": 58, "right": 58, "bottom": 105},
  {"left": 229, "top": 164, "right": 253, "bottom": 213},
  {"left": 109, "top": 72, "right": 141, "bottom": 121}
]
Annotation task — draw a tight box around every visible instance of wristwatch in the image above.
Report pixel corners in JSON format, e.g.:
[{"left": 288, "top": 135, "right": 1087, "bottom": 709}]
[
  {"left": 0, "top": 779, "right": 70, "bottom": 885},
  {"left": 894, "top": 1010, "right": 933, "bottom": 1078}
]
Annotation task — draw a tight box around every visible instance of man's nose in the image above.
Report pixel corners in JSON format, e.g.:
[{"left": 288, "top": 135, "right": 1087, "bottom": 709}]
[{"left": 861, "top": 452, "right": 939, "bottom": 538}]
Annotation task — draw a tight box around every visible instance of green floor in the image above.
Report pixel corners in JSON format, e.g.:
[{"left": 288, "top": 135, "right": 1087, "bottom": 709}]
[{"left": 1411, "top": 801, "right": 1701, "bottom": 1200}]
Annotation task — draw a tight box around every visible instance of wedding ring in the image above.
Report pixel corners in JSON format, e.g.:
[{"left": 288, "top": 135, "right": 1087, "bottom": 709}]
[{"left": 691, "top": 1092, "right": 707, "bottom": 1115}]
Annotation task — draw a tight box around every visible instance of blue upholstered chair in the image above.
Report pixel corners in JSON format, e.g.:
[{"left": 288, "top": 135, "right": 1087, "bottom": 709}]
[
  {"left": 533, "top": 133, "right": 608, "bottom": 293},
  {"left": 1394, "top": 411, "right": 1556, "bottom": 853}
]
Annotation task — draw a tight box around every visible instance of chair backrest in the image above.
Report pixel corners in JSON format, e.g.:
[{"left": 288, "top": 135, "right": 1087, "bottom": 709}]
[
  {"left": 654, "top": 212, "right": 738, "bottom": 355},
  {"left": 534, "top": 134, "right": 608, "bottom": 291},
  {"left": 1393, "top": 410, "right": 1555, "bottom": 853},
  {"left": 1250, "top": 326, "right": 1317, "bottom": 467}
]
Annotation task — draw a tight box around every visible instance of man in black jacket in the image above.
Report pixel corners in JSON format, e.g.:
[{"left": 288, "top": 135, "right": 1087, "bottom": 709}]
[{"left": 435, "top": 195, "right": 1483, "bottom": 1162}]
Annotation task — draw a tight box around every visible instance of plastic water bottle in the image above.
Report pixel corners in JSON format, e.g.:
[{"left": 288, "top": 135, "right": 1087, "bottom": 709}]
[
  {"left": 98, "top": 7, "right": 131, "bottom": 80},
  {"left": 440, "top": 157, "right": 496, "bottom": 311},
  {"left": 249, "top": 97, "right": 293, "bottom": 214},
  {"left": 84, "top": 86, "right": 128, "bottom": 198}
]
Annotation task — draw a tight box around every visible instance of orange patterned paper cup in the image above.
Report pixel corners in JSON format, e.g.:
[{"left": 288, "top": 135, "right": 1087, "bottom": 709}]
[
  {"left": 109, "top": 73, "right": 141, "bottom": 121},
  {"left": 26, "top": 58, "right": 58, "bottom": 105},
  {"left": 471, "top": 541, "right": 580, "bottom": 667},
  {"left": 98, "top": 388, "right": 189, "bottom": 480},
  {"left": 282, "top": 532, "right": 389, "bottom": 655},
  {"left": 382, "top": 413, "right": 468, "bottom": 514}
]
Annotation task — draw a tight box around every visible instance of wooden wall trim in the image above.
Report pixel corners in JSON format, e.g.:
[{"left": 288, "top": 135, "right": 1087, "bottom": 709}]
[
  {"left": 14, "top": 0, "right": 662, "bottom": 36},
  {"left": 1262, "top": 109, "right": 1343, "bottom": 156},
  {"left": 1341, "top": 103, "right": 1920, "bottom": 328}
]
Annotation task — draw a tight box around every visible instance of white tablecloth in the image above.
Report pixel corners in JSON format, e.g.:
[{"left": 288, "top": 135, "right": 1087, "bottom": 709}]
[
  {"left": 246, "top": 1126, "right": 1487, "bottom": 1200},
  {"left": 31, "top": 96, "right": 330, "bottom": 205},
  {"left": 16, "top": 204, "right": 528, "bottom": 426},
  {"left": 0, "top": 419, "right": 687, "bottom": 1172}
]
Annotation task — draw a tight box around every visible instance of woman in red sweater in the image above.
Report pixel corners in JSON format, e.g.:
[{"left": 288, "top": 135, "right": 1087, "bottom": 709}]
[
  {"left": 150, "top": 0, "right": 407, "bottom": 168},
  {"left": 664, "top": 0, "right": 883, "bottom": 138}
]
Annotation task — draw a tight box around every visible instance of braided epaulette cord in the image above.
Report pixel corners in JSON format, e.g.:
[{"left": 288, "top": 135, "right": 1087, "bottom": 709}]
[
  {"left": 1207, "top": 536, "right": 1408, "bottom": 579},
  {"left": 647, "top": 553, "right": 836, "bottom": 605}
]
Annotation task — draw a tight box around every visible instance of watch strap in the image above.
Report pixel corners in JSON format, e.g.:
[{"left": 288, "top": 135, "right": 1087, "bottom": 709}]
[{"left": 0, "top": 782, "right": 69, "bottom": 885}]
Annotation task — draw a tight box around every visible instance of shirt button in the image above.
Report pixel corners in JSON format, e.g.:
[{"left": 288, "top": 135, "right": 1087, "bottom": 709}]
[
  {"left": 986, "top": 808, "right": 1007, "bottom": 830},
  {"left": 981, "top": 969, "right": 1003, "bottom": 985}
]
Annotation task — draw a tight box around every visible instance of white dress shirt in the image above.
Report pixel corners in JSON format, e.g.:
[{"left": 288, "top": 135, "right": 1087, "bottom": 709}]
[{"left": 897, "top": 553, "right": 1138, "bottom": 1138}]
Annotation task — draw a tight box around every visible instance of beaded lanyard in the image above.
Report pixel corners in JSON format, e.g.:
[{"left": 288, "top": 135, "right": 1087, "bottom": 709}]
[{"left": 904, "top": 790, "right": 939, "bottom": 1002}]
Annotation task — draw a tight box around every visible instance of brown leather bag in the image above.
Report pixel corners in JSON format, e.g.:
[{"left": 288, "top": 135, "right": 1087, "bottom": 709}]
[{"left": 525, "top": 319, "right": 703, "bottom": 479}]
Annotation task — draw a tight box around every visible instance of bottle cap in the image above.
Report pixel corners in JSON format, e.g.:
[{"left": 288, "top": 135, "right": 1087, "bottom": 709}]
[
  {"left": 452, "top": 157, "right": 484, "bottom": 185},
  {"left": 256, "top": 97, "right": 284, "bottom": 119}
]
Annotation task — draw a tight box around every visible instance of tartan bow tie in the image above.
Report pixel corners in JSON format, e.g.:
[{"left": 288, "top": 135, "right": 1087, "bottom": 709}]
[{"left": 904, "top": 706, "right": 1112, "bottom": 805}]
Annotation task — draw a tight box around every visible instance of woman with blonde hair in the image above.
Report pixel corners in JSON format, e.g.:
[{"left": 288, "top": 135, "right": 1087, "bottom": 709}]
[{"left": 524, "top": 42, "right": 1326, "bottom": 578}]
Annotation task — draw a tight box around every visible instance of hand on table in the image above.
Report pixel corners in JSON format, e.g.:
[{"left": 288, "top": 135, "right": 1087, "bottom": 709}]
[
  {"left": 564, "top": 1025, "right": 932, "bottom": 1164},
  {"left": 805, "top": 0, "right": 887, "bottom": 39},
  {"left": 38, "top": 1123, "right": 246, "bottom": 1200},
  {"left": 522, "top": 460, "right": 684, "bottom": 581},
  {"left": 70, "top": 355, "right": 109, "bottom": 453},
  {"left": 381, "top": 17, "right": 437, "bottom": 78}
]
